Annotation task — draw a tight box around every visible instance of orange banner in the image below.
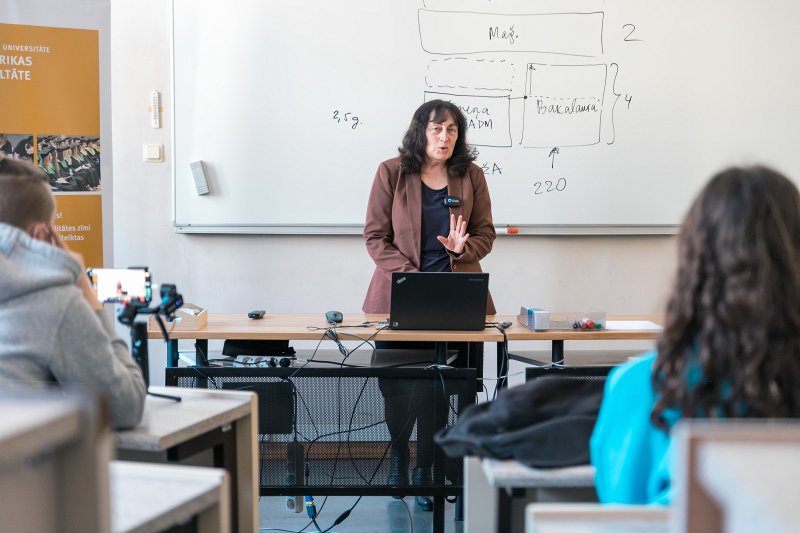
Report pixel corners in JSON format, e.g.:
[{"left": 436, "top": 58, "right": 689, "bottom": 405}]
[
  {"left": 0, "top": 23, "right": 99, "bottom": 134},
  {"left": 53, "top": 194, "right": 104, "bottom": 268},
  {"left": 1, "top": 22, "right": 103, "bottom": 266}
]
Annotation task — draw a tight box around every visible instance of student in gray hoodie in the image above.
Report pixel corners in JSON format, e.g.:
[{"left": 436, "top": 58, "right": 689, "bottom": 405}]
[{"left": 0, "top": 158, "right": 145, "bottom": 429}]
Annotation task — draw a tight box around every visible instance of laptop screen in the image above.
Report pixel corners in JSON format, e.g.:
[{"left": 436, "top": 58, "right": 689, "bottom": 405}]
[{"left": 389, "top": 272, "right": 489, "bottom": 330}]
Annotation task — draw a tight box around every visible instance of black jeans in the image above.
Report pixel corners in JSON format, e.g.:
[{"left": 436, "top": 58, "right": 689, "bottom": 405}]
[{"left": 376, "top": 341, "right": 481, "bottom": 469}]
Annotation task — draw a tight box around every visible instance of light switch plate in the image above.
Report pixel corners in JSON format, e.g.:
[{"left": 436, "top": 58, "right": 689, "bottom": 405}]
[{"left": 143, "top": 144, "right": 163, "bottom": 162}]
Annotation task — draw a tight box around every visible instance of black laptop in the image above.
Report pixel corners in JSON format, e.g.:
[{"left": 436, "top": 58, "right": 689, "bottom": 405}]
[{"left": 389, "top": 272, "right": 489, "bottom": 330}]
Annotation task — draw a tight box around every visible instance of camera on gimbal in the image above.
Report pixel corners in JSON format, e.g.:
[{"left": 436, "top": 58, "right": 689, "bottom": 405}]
[
  {"left": 117, "top": 283, "right": 184, "bottom": 328},
  {"left": 115, "top": 277, "right": 184, "bottom": 388}
]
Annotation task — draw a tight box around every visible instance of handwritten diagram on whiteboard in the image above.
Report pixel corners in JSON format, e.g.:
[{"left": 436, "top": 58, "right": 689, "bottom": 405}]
[{"left": 419, "top": 8, "right": 616, "bottom": 151}]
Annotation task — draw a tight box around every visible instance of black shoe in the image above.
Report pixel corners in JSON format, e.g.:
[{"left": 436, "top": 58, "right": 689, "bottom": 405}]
[
  {"left": 388, "top": 449, "right": 409, "bottom": 499},
  {"left": 412, "top": 466, "right": 433, "bottom": 512}
]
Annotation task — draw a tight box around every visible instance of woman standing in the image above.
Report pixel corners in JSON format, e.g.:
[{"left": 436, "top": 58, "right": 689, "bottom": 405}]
[{"left": 363, "top": 99, "right": 496, "bottom": 510}]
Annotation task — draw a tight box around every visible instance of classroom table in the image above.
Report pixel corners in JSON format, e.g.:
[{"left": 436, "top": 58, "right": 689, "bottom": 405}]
[
  {"left": 696, "top": 441, "right": 800, "bottom": 533},
  {"left": 465, "top": 457, "right": 597, "bottom": 533},
  {"left": 146, "top": 313, "right": 659, "bottom": 532},
  {"left": 110, "top": 461, "right": 230, "bottom": 533},
  {"left": 148, "top": 312, "right": 662, "bottom": 372},
  {"left": 671, "top": 420, "right": 800, "bottom": 533},
  {"left": 115, "top": 386, "right": 258, "bottom": 533},
  {"left": 525, "top": 504, "right": 670, "bottom": 533},
  {"left": 0, "top": 391, "right": 109, "bottom": 533}
]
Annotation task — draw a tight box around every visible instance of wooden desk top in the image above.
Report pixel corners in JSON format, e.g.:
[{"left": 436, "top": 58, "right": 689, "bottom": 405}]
[
  {"left": 526, "top": 504, "right": 669, "bottom": 533},
  {"left": 147, "top": 313, "right": 662, "bottom": 342},
  {"left": 0, "top": 394, "right": 85, "bottom": 466},
  {"left": 503, "top": 314, "right": 662, "bottom": 341},
  {"left": 697, "top": 441, "right": 800, "bottom": 533},
  {"left": 110, "top": 460, "right": 228, "bottom": 533},
  {"left": 115, "top": 386, "right": 255, "bottom": 452},
  {"left": 483, "top": 458, "right": 595, "bottom": 489}
]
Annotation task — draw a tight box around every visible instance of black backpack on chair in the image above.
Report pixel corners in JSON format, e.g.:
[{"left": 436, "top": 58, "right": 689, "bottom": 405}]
[{"left": 434, "top": 366, "right": 611, "bottom": 468}]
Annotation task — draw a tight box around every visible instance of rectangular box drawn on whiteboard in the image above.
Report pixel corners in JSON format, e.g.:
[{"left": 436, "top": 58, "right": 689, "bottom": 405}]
[
  {"left": 426, "top": 57, "right": 517, "bottom": 92},
  {"left": 522, "top": 63, "right": 607, "bottom": 148},
  {"left": 189, "top": 160, "right": 210, "bottom": 195},
  {"left": 418, "top": 10, "right": 604, "bottom": 56},
  {"left": 426, "top": 91, "right": 512, "bottom": 148}
]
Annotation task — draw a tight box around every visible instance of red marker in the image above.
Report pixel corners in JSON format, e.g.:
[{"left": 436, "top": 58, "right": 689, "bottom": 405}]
[{"left": 497, "top": 227, "right": 519, "bottom": 235}]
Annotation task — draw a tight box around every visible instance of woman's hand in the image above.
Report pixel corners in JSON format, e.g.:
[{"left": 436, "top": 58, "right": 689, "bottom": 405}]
[{"left": 437, "top": 214, "right": 470, "bottom": 254}]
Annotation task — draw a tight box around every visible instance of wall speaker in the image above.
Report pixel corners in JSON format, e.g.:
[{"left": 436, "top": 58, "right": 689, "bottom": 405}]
[{"left": 189, "top": 160, "right": 210, "bottom": 195}]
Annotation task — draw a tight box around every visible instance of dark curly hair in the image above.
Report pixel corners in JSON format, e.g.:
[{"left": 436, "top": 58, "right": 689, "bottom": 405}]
[
  {"left": 651, "top": 166, "right": 800, "bottom": 430},
  {"left": 398, "top": 99, "right": 475, "bottom": 177}
]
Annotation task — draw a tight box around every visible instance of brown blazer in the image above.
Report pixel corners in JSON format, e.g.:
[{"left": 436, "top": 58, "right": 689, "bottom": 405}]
[{"left": 362, "top": 156, "right": 496, "bottom": 314}]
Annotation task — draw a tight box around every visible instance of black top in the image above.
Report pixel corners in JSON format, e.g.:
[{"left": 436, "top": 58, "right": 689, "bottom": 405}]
[{"left": 419, "top": 181, "right": 451, "bottom": 272}]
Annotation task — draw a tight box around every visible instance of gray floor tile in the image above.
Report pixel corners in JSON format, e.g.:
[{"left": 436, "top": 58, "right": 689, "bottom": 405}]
[{"left": 259, "top": 495, "right": 463, "bottom": 533}]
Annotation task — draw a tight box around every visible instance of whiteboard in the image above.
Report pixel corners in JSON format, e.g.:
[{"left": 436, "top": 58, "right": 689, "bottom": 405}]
[{"left": 172, "top": 0, "right": 800, "bottom": 234}]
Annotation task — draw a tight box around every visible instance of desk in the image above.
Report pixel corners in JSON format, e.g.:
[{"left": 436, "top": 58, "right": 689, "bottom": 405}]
[
  {"left": 115, "top": 386, "right": 258, "bottom": 533},
  {"left": 696, "top": 441, "right": 800, "bottom": 533},
  {"left": 110, "top": 461, "right": 229, "bottom": 533},
  {"left": 151, "top": 312, "right": 500, "bottom": 367},
  {"left": 148, "top": 313, "right": 656, "bottom": 532},
  {"left": 465, "top": 457, "right": 596, "bottom": 533},
  {"left": 525, "top": 504, "right": 669, "bottom": 533},
  {"left": 503, "top": 315, "right": 661, "bottom": 362},
  {"left": 1, "top": 391, "right": 110, "bottom": 533},
  {"left": 149, "top": 312, "right": 660, "bottom": 367},
  {"left": 672, "top": 420, "right": 800, "bottom": 533}
]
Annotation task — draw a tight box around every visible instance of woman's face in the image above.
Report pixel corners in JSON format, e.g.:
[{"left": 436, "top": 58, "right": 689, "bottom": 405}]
[{"left": 424, "top": 111, "right": 458, "bottom": 165}]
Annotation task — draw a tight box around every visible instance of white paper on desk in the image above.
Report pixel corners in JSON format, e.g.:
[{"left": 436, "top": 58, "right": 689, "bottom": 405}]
[{"left": 605, "top": 320, "right": 663, "bottom": 331}]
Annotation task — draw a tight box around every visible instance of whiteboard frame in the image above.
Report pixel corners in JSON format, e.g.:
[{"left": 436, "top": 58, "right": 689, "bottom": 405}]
[{"left": 173, "top": 223, "right": 678, "bottom": 235}]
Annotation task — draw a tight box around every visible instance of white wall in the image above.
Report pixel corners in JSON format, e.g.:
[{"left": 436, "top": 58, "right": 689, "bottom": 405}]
[{"left": 110, "top": 0, "right": 677, "bottom": 385}]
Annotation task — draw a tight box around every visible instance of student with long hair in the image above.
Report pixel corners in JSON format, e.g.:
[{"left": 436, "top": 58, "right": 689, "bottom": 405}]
[{"left": 591, "top": 165, "right": 800, "bottom": 504}]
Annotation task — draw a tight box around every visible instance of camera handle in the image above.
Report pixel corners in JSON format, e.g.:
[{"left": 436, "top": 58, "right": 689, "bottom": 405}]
[
  {"left": 129, "top": 320, "right": 181, "bottom": 402},
  {"left": 129, "top": 321, "right": 149, "bottom": 388}
]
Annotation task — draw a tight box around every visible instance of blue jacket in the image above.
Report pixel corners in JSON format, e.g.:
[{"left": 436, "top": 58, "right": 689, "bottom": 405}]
[{"left": 590, "top": 351, "right": 675, "bottom": 504}]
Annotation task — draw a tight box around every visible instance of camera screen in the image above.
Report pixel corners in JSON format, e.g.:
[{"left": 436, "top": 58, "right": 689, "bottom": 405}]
[{"left": 88, "top": 268, "right": 151, "bottom": 304}]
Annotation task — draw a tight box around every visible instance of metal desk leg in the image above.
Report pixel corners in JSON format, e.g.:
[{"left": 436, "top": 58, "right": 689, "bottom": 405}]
[
  {"left": 433, "top": 496, "right": 445, "bottom": 533},
  {"left": 434, "top": 341, "right": 448, "bottom": 364},
  {"left": 432, "top": 370, "right": 448, "bottom": 533},
  {"left": 552, "top": 340, "right": 564, "bottom": 365},
  {"left": 167, "top": 339, "right": 179, "bottom": 367}
]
